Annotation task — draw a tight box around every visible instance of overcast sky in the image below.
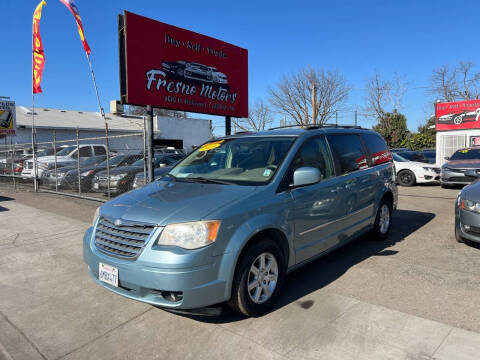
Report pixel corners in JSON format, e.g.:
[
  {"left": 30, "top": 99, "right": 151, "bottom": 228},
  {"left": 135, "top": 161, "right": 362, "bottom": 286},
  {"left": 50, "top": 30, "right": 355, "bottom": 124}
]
[{"left": 2, "top": 0, "right": 479, "bottom": 134}]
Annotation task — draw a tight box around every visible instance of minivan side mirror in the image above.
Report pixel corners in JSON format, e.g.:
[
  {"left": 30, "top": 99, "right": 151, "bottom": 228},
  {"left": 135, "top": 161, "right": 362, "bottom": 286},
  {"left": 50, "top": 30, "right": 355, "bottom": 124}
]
[
  {"left": 465, "top": 169, "right": 480, "bottom": 178},
  {"left": 444, "top": 156, "right": 450, "bottom": 160},
  {"left": 292, "top": 167, "right": 322, "bottom": 187}
]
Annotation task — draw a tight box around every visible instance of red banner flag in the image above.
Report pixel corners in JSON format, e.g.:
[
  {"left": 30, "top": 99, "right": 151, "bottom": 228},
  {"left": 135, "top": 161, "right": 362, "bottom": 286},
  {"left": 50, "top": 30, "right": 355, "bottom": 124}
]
[
  {"left": 59, "top": 0, "right": 91, "bottom": 55},
  {"left": 33, "top": 0, "right": 47, "bottom": 94}
]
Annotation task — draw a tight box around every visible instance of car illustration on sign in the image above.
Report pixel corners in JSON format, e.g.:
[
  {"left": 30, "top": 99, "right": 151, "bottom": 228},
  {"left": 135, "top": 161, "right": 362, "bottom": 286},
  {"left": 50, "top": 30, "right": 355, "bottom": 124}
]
[
  {"left": 437, "top": 108, "right": 480, "bottom": 125},
  {"left": 208, "top": 66, "right": 229, "bottom": 87},
  {"left": 0, "top": 110, "right": 12, "bottom": 128},
  {"left": 162, "top": 61, "right": 212, "bottom": 83},
  {"left": 162, "top": 61, "right": 229, "bottom": 87}
]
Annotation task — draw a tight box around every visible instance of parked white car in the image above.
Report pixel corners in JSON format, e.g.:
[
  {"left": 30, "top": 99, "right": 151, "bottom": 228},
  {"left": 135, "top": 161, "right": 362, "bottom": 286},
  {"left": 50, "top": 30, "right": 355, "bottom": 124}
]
[
  {"left": 392, "top": 152, "right": 440, "bottom": 186},
  {"left": 22, "top": 144, "right": 107, "bottom": 179}
]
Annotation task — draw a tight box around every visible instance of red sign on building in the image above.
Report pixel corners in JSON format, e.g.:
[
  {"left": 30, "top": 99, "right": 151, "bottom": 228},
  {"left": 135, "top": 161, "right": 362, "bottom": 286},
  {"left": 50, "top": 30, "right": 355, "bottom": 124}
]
[
  {"left": 435, "top": 99, "right": 480, "bottom": 131},
  {"left": 119, "top": 11, "right": 248, "bottom": 118}
]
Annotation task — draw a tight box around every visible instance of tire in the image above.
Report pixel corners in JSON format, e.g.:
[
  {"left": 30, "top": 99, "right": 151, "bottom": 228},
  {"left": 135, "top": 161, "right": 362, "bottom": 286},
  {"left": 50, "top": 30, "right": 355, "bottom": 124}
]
[
  {"left": 228, "top": 238, "right": 285, "bottom": 317},
  {"left": 455, "top": 222, "right": 465, "bottom": 243},
  {"left": 397, "top": 169, "right": 416, "bottom": 186},
  {"left": 453, "top": 115, "right": 463, "bottom": 125},
  {"left": 371, "top": 198, "right": 392, "bottom": 240},
  {"left": 441, "top": 183, "right": 450, "bottom": 189}
]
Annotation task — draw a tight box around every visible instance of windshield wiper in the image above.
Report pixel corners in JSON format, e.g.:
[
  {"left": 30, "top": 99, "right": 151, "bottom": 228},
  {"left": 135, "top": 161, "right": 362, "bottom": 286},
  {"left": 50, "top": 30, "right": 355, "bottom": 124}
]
[{"left": 185, "top": 177, "right": 234, "bottom": 185}]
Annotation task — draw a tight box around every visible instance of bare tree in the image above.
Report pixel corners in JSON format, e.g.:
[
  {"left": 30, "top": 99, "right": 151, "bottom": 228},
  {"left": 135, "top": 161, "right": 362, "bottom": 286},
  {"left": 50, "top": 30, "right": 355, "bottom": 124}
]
[
  {"left": 430, "top": 65, "right": 457, "bottom": 102},
  {"left": 233, "top": 100, "right": 272, "bottom": 132},
  {"left": 269, "top": 68, "right": 350, "bottom": 126},
  {"left": 429, "top": 61, "right": 480, "bottom": 102},
  {"left": 364, "top": 72, "right": 409, "bottom": 121}
]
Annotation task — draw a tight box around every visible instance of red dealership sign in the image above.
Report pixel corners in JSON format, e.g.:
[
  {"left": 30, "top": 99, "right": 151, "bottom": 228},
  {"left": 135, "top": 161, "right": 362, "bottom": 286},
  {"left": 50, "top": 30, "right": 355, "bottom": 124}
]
[
  {"left": 435, "top": 100, "right": 480, "bottom": 131},
  {"left": 119, "top": 11, "right": 248, "bottom": 118}
]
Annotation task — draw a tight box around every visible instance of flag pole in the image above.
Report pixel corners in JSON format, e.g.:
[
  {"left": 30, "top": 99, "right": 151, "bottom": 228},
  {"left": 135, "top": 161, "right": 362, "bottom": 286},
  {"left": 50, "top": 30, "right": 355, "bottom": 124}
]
[
  {"left": 85, "top": 51, "right": 110, "bottom": 197},
  {"left": 85, "top": 52, "right": 106, "bottom": 123},
  {"left": 31, "top": 20, "right": 38, "bottom": 192}
]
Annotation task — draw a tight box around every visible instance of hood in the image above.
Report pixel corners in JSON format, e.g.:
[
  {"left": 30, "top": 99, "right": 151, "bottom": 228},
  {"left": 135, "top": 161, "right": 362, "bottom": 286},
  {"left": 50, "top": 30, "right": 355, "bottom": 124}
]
[
  {"left": 135, "top": 166, "right": 172, "bottom": 180},
  {"left": 96, "top": 165, "right": 142, "bottom": 176},
  {"left": 463, "top": 180, "right": 480, "bottom": 199},
  {"left": 444, "top": 160, "right": 480, "bottom": 169},
  {"left": 100, "top": 179, "right": 258, "bottom": 226},
  {"left": 34, "top": 156, "right": 71, "bottom": 163}
]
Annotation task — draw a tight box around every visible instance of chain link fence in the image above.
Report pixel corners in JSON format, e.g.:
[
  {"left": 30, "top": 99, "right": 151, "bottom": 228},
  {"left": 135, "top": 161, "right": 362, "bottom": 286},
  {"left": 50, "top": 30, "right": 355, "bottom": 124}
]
[{"left": 0, "top": 128, "right": 150, "bottom": 202}]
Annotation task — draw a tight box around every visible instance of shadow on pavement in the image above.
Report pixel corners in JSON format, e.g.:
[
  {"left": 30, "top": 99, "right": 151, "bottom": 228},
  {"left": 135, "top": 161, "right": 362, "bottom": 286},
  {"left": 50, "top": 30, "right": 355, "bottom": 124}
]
[
  {"left": 165, "top": 209, "right": 435, "bottom": 323},
  {"left": 0, "top": 195, "right": 14, "bottom": 202}
]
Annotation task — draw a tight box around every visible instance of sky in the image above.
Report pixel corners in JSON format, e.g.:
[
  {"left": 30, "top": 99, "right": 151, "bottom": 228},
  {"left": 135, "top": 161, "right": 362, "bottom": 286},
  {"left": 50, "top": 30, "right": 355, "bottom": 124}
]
[{"left": 2, "top": 0, "right": 480, "bottom": 135}]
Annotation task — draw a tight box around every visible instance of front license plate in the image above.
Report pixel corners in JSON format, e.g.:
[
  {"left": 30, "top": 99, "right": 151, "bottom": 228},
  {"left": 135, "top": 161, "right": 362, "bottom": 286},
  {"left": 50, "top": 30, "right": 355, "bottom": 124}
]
[
  {"left": 99, "top": 262, "right": 118, "bottom": 287},
  {"left": 93, "top": 182, "right": 99, "bottom": 190}
]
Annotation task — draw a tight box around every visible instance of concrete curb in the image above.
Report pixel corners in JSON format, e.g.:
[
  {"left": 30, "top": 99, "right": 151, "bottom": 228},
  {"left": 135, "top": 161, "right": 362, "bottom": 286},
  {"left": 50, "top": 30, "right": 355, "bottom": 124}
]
[{"left": 0, "top": 342, "right": 13, "bottom": 360}]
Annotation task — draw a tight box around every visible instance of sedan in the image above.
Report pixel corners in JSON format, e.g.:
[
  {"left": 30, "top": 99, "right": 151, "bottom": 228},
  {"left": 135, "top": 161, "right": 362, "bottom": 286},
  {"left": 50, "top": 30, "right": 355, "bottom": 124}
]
[
  {"left": 441, "top": 147, "right": 480, "bottom": 188},
  {"left": 455, "top": 170, "right": 480, "bottom": 244},
  {"left": 92, "top": 154, "right": 184, "bottom": 195},
  {"left": 393, "top": 153, "right": 440, "bottom": 186}
]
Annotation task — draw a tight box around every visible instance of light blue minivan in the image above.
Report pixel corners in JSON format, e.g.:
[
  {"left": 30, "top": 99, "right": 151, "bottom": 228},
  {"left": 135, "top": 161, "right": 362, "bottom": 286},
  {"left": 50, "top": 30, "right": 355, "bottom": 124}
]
[{"left": 83, "top": 126, "right": 397, "bottom": 316}]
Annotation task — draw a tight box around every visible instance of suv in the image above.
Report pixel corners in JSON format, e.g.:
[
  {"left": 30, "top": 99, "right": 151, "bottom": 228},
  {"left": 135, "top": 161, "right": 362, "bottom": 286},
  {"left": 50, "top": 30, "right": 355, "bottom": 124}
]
[
  {"left": 83, "top": 127, "right": 397, "bottom": 316},
  {"left": 22, "top": 144, "right": 108, "bottom": 179}
]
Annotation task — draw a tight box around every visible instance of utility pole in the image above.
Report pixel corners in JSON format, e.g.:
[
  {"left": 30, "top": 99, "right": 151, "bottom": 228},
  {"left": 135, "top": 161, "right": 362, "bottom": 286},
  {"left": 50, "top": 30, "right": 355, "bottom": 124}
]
[
  {"left": 146, "top": 105, "right": 154, "bottom": 183},
  {"left": 225, "top": 116, "right": 231, "bottom": 136}
]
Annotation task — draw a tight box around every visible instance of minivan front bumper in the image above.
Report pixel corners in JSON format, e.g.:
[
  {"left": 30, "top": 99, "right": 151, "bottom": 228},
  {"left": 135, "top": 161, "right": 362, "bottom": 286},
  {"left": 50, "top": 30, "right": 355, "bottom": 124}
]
[{"left": 83, "top": 227, "right": 232, "bottom": 309}]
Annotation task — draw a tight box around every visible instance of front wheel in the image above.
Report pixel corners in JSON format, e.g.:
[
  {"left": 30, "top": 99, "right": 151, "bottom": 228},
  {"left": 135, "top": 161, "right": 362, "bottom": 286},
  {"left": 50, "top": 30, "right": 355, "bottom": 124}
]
[
  {"left": 228, "top": 238, "right": 285, "bottom": 317},
  {"left": 397, "top": 169, "right": 416, "bottom": 186},
  {"left": 371, "top": 199, "right": 392, "bottom": 240}
]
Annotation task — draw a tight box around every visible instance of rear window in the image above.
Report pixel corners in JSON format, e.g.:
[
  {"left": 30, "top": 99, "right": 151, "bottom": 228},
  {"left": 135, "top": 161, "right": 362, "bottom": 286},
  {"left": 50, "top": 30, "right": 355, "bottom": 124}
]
[
  {"left": 361, "top": 133, "right": 392, "bottom": 165},
  {"left": 327, "top": 134, "right": 368, "bottom": 175}
]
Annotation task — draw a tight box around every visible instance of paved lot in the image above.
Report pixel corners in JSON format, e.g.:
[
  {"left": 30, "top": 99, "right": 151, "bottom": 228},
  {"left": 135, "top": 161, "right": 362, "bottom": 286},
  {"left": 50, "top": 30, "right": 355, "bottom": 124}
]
[{"left": 1, "top": 185, "right": 480, "bottom": 359}]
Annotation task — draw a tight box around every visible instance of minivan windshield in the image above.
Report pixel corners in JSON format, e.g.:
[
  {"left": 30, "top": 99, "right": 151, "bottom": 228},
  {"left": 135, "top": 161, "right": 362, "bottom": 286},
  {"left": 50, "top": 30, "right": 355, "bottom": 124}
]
[
  {"left": 450, "top": 148, "right": 480, "bottom": 160},
  {"left": 169, "top": 136, "right": 296, "bottom": 185}
]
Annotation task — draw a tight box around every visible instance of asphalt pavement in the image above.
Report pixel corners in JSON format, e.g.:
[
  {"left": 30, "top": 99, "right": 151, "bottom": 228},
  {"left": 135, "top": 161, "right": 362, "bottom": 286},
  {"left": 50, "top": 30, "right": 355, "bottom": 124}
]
[{"left": 1, "top": 185, "right": 480, "bottom": 360}]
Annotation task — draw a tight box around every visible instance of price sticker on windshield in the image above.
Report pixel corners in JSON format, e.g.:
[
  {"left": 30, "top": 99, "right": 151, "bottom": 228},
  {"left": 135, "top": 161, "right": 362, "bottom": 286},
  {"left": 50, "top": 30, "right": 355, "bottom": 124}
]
[{"left": 198, "top": 140, "right": 224, "bottom": 152}]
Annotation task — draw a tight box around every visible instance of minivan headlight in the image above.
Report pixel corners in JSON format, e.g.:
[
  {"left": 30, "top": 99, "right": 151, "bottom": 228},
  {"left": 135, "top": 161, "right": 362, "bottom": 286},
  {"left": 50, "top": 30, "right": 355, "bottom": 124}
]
[{"left": 156, "top": 220, "right": 221, "bottom": 249}]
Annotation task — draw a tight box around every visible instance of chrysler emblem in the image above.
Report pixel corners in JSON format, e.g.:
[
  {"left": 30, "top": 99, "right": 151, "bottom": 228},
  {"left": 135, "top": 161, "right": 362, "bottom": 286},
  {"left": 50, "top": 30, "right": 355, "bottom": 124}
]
[{"left": 114, "top": 219, "right": 123, "bottom": 226}]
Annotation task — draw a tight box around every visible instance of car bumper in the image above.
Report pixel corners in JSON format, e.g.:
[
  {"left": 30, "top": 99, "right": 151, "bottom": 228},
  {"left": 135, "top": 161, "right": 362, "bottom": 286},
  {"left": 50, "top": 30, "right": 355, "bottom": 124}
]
[
  {"left": 456, "top": 207, "right": 480, "bottom": 244},
  {"left": 441, "top": 170, "right": 476, "bottom": 185},
  {"left": 83, "top": 226, "right": 232, "bottom": 309},
  {"left": 91, "top": 180, "right": 122, "bottom": 193},
  {"left": 416, "top": 170, "right": 440, "bottom": 183}
]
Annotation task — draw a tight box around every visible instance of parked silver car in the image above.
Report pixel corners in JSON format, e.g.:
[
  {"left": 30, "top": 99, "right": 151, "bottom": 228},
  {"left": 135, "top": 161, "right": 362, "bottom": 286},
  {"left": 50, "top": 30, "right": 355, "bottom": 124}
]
[
  {"left": 441, "top": 147, "right": 480, "bottom": 187},
  {"left": 83, "top": 127, "right": 397, "bottom": 316},
  {"left": 455, "top": 170, "right": 480, "bottom": 244}
]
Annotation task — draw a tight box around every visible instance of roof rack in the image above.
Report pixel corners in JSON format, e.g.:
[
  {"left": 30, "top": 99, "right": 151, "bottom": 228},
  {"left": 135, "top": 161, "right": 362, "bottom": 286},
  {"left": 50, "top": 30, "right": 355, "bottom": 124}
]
[{"left": 268, "top": 124, "right": 365, "bottom": 131}]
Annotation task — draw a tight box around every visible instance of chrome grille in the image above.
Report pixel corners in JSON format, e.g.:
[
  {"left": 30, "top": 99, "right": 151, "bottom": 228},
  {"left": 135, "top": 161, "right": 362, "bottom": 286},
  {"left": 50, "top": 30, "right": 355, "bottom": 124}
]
[
  {"left": 94, "top": 217, "right": 155, "bottom": 259},
  {"left": 98, "top": 176, "right": 108, "bottom": 182}
]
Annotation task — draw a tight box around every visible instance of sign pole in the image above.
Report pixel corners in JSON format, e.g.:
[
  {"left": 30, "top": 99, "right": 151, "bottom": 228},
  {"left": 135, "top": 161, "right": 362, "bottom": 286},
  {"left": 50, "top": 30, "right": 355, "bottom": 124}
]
[
  {"left": 146, "top": 105, "right": 154, "bottom": 183},
  {"left": 226, "top": 116, "right": 231, "bottom": 136}
]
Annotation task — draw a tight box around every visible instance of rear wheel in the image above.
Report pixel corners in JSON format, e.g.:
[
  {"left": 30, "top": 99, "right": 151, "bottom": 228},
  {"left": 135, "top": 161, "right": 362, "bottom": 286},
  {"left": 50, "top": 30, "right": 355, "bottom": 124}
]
[
  {"left": 371, "top": 198, "right": 392, "bottom": 240},
  {"left": 228, "top": 238, "right": 285, "bottom": 317},
  {"left": 397, "top": 169, "right": 416, "bottom": 186}
]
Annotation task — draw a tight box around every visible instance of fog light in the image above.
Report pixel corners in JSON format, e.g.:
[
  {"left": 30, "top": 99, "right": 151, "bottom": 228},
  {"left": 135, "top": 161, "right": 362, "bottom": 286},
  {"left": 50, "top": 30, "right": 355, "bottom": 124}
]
[
  {"left": 161, "top": 291, "right": 183, "bottom": 302},
  {"left": 464, "top": 224, "right": 471, "bottom": 230}
]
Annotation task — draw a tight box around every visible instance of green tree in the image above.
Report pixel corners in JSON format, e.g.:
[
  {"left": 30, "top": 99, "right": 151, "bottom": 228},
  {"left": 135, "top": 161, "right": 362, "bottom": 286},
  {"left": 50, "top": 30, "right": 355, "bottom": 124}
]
[
  {"left": 402, "top": 116, "right": 436, "bottom": 150},
  {"left": 372, "top": 112, "right": 409, "bottom": 148}
]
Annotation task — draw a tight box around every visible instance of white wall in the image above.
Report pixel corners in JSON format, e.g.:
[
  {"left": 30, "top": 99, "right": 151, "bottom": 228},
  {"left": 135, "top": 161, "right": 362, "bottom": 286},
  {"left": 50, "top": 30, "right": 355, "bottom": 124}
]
[
  {"left": 13, "top": 128, "right": 143, "bottom": 154},
  {"left": 436, "top": 129, "right": 480, "bottom": 165},
  {"left": 154, "top": 116, "right": 213, "bottom": 152}
]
